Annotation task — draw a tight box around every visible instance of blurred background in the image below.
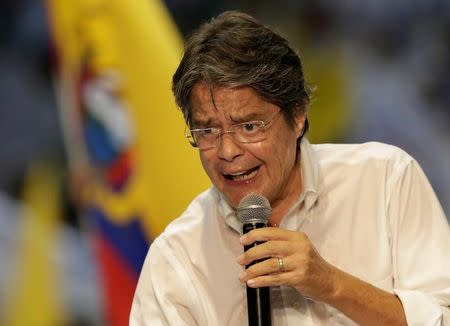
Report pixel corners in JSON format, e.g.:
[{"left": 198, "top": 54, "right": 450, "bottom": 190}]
[{"left": 0, "top": 0, "right": 448, "bottom": 325}]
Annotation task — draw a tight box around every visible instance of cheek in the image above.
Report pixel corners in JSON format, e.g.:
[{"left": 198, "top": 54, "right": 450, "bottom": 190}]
[
  {"left": 199, "top": 152, "right": 218, "bottom": 179},
  {"left": 270, "top": 134, "right": 298, "bottom": 174},
  {"left": 274, "top": 147, "right": 294, "bottom": 174}
]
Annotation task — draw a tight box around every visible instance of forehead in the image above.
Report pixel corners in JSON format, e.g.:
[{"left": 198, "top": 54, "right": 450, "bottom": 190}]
[{"left": 189, "top": 83, "right": 275, "bottom": 123}]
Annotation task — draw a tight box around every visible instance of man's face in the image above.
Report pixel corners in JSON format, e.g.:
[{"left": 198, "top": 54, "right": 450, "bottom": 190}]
[{"left": 190, "top": 83, "right": 305, "bottom": 209}]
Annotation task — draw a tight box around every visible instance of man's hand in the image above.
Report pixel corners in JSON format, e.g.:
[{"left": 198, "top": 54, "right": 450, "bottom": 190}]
[
  {"left": 237, "top": 227, "right": 339, "bottom": 302},
  {"left": 236, "top": 227, "right": 407, "bottom": 325}
]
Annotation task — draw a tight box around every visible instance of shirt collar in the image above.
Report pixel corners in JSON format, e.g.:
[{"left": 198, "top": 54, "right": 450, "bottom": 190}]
[
  {"left": 298, "top": 137, "right": 319, "bottom": 213},
  {"left": 217, "top": 137, "right": 320, "bottom": 232}
]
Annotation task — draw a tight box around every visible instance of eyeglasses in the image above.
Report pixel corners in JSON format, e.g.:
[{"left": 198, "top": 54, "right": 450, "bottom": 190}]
[{"left": 186, "top": 110, "right": 281, "bottom": 150}]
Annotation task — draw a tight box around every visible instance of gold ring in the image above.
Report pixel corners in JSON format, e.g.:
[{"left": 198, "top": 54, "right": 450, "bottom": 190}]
[{"left": 278, "top": 257, "right": 285, "bottom": 272}]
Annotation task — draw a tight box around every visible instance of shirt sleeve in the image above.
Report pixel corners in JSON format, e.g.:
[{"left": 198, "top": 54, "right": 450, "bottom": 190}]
[
  {"left": 387, "top": 157, "right": 450, "bottom": 325},
  {"left": 129, "top": 237, "right": 201, "bottom": 326}
]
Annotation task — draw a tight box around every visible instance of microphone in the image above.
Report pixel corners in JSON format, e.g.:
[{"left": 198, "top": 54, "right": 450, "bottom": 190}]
[{"left": 237, "top": 193, "right": 272, "bottom": 326}]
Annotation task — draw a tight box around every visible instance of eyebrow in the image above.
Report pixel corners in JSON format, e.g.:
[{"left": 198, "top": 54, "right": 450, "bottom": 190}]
[
  {"left": 229, "top": 111, "right": 268, "bottom": 123},
  {"left": 190, "top": 110, "right": 269, "bottom": 128},
  {"left": 190, "top": 116, "right": 216, "bottom": 128}
]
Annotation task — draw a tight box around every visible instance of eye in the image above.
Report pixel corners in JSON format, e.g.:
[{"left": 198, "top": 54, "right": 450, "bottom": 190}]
[
  {"left": 241, "top": 122, "right": 262, "bottom": 134},
  {"left": 198, "top": 128, "right": 217, "bottom": 137}
]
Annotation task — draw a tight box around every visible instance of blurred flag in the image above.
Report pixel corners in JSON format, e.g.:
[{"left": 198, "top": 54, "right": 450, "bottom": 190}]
[{"left": 46, "top": 0, "right": 210, "bottom": 325}]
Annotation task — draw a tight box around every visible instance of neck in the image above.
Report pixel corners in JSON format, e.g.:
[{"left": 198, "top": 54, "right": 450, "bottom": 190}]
[{"left": 269, "top": 161, "right": 302, "bottom": 227}]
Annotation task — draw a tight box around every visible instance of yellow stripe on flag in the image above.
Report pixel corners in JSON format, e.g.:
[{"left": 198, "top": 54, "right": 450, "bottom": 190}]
[{"left": 4, "top": 161, "right": 65, "bottom": 326}]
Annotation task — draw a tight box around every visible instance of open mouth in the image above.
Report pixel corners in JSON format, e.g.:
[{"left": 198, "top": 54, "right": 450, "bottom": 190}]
[{"left": 224, "top": 166, "right": 260, "bottom": 181}]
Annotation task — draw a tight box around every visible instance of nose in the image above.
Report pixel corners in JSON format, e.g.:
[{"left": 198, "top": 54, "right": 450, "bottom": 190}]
[{"left": 217, "top": 132, "right": 244, "bottom": 161}]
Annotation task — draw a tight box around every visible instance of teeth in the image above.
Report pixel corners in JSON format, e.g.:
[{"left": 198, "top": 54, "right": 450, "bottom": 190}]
[{"left": 230, "top": 168, "right": 258, "bottom": 181}]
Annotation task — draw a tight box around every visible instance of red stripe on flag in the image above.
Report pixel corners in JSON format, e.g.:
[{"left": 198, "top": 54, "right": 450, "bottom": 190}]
[{"left": 93, "top": 233, "right": 138, "bottom": 326}]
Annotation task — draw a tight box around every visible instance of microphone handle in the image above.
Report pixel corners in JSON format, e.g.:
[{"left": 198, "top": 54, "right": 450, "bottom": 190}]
[{"left": 243, "top": 222, "right": 271, "bottom": 326}]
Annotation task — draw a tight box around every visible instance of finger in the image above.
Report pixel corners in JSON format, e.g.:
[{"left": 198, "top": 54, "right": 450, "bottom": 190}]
[
  {"left": 246, "top": 271, "right": 293, "bottom": 288},
  {"left": 237, "top": 240, "right": 288, "bottom": 266},
  {"left": 240, "top": 227, "right": 295, "bottom": 245},
  {"left": 239, "top": 257, "right": 286, "bottom": 282}
]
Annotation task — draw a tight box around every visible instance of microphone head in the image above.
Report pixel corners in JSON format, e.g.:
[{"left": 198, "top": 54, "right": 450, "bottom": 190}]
[{"left": 237, "top": 193, "right": 271, "bottom": 224}]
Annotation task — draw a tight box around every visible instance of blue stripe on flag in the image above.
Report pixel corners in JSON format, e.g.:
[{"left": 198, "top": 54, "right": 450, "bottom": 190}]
[{"left": 89, "top": 207, "right": 150, "bottom": 276}]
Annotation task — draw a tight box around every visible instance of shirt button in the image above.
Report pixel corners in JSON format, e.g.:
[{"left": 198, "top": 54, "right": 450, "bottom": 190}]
[{"left": 292, "top": 302, "right": 300, "bottom": 309}]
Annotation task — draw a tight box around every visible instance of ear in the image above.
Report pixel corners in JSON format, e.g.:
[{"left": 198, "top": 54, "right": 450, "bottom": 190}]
[{"left": 294, "top": 111, "right": 306, "bottom": 138}]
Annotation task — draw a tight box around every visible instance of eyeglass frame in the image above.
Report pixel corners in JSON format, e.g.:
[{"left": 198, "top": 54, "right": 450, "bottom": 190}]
[{"left": 185, "top": 109, "right": 282, "bottom": 150}]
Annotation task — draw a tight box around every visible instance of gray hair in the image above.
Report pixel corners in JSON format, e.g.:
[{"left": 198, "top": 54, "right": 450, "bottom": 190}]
[{"left": 172, "top": 11, "right": 310, "bottom": 133}]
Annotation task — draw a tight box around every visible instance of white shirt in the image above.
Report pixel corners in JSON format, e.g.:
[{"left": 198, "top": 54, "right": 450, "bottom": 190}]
[{"left": 130, "top": 139, "right": 450, "bottom": 325}]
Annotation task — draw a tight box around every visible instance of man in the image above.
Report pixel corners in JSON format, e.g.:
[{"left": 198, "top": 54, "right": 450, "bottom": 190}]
[{"left": 130, "top": 11, "right": 450, "bottom": 325}]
